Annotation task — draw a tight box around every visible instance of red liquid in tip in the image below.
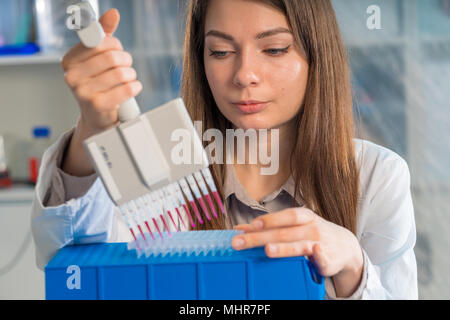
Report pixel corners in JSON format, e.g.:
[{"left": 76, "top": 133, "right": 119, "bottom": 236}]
[
  {"left": 182, "top": 203, "right": 196, "bottom": 228},
  {"left": 213, "top": 191, "right": 226, "bottom": 215},
  {"left": 152, "top": 218, "right": 163, "bottom": 239},
  {"left": 190, "top": 200, "right": 204, "bottom": 224},
  {"left": 129, "top": 228, "right": 140, "bottom": 251},
  {"left": 167, "top": 210, "right": 179, "bottom": 231},
  {"left": 175, "top": 207, "right": 187, "bottom": 229},
  {"left": 144, "top": 221, "right": 155, "bottom": 240},
  {"left": 130, "top": 228, "right": 137, "bottom": 241},
  {"left": 160, "top": 215, "right": 171, "bottom": 237},
  {"left": 205, "top": 194, "right": 218, "bottom": 218},
  {"left": 137, "top": 225, "right": 146, "bottom": 240},
  {"left": 198, "top": 197, "right": 211, "bottom": 221}
]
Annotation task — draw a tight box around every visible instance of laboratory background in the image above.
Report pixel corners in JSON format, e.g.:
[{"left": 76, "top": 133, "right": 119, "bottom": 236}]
[{"left": 0, "top": 0, "right": 449, "bottom": 300}]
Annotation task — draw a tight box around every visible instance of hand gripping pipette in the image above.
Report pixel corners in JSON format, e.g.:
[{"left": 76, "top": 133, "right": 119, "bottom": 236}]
[
  {"left": 68, "top": 3, "right": 228, "bottom": 250},
  {"left": 71, "top": 1, "right": 140, "bottom": 122}
]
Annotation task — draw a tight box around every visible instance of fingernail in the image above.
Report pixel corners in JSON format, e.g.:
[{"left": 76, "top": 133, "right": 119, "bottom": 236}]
[
  {"left": 268, "top": 244, "right": 278, "bottom": 254},
  {"left": 233, "top": 237, "right": 245, "bottom": 249},
  {"left": 251, "top": 220, "right": 264, "bottom": 230}
]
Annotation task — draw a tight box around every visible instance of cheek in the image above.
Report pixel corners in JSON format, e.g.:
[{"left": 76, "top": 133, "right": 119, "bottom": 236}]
[
  {"left": 204, "top": 62, "right": 228, "bottom": 98},
  {"left": 269, "top": 59, "right": 308, "bottom": 120},
  {"left": 270, "top": 60, "right": 305, "bottom": 95}
]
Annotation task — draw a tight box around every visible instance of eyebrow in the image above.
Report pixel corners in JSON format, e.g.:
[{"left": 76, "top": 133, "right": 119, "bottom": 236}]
[{"left": 205, "top": 27, "right": 292, "bottom": 41}]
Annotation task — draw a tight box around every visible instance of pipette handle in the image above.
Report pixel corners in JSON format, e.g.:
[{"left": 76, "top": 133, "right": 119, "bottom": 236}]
[
  {"left": 72, "top": 3, "right": 141, "bottom": 123},
  {"left": 118, "top": 97, "right": 141, "bottom": 122}
]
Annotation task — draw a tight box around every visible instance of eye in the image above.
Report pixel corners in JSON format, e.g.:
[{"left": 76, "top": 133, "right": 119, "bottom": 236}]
[
  {"left": 208, "top": 49, "right": 230, "bottom": 58},
  {"left": 208, "top": 45, "right": 291, "bottom": 59},
  {"left": 264, "top": 45, "right": 291, "bottom": 56}
]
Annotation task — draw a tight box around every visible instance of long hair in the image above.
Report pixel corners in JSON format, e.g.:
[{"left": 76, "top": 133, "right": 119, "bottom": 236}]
[{"left": 180, "top": 0, "right": 360, "bottom": 235}]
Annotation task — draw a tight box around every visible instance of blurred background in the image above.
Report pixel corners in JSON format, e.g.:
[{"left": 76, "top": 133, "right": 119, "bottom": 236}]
[{"left": 0, "top": 0, "right": 448, "bottom": 299}]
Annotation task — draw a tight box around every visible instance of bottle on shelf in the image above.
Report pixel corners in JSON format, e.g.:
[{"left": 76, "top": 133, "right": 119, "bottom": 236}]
[
  {"left": 0, "top": 135, "right": 12, "bottom": 189},
  {"left": 28, "top": 126, "right": 51, "bottom": 185}
]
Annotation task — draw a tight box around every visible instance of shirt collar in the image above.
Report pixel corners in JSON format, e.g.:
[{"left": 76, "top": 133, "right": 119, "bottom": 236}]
[{"left": 223, "top": 164, "right": 303, "bottom": 208}]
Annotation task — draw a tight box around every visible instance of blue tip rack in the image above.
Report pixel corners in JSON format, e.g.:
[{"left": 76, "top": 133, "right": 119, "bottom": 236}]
[{"left": 45, "top": 230, "right": 325, "bottom": 300}]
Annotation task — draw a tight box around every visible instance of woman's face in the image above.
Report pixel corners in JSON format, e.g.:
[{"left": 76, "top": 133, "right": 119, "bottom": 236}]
[{"left": 204, "top": 0, "right": 309, "bottom": 131}]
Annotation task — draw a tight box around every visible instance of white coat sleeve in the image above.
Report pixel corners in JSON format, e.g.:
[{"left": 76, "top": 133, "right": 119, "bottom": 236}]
[
  {"left": 327, "top": 146, "right": 418, "bottom": 300},
  {"left": 359, "top": 154, "right": 418, "bottom": 299},
  {"left": 30, "top": 127, "right": 118, "bottom": 270}
]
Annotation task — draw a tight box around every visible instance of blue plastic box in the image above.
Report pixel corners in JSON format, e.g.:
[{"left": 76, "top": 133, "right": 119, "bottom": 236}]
[{"left": 45, "top": 242, "right": 325, "bottom": 300}]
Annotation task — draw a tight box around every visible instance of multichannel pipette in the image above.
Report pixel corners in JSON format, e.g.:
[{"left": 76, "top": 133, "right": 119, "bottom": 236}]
[{"left": 69, "top": 2, "right": 227, "bottom": 254}]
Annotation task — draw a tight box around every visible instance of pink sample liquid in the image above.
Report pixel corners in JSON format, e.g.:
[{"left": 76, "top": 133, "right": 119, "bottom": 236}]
[
  {"left": 160, "top": 215, "right": 172, "bottom": 237},
  {"left": 205, "top": 194, "right": 218, "bottom": 218},
  {"left": 166, "top": 210, "right": 179, "bottom": 231},
  {"left": 129, "top": 228, "right": 140, "bottom": 251},
  {"left": 175, "top": 207, "right": 187, "bottom": 229},
  {"left": 182, "top": 203, "right": 195, "bottom": 228},
  {"left": 144, "top": 221, "right": 155, "bottom": 240},
  {"left": 137, "top": 225, "right": 146, "bottom": 241},
  {"left": 189, "top": 200, "right": 204, "bottom": 224},
  {"left": 152, "top": 218, "right": 163, "bottom": 239},
  {"left": 197, "top": 197, "right": 211, "bottom": 221},
  {"left": 213, "top": 191, "right": 226, "bottom": 215}
]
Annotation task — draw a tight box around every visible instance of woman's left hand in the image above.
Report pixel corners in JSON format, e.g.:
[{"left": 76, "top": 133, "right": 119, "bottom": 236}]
[{"left": 232, "top": 207, "right": 364, "bottom": 297}]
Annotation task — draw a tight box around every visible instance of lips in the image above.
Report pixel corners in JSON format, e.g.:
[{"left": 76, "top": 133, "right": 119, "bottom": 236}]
[
  {"left": 234, "top": 100, "right": 266, "bottom": 105},
  {"left": 232, "top": 100, "right": 269, "bottom": 114}
]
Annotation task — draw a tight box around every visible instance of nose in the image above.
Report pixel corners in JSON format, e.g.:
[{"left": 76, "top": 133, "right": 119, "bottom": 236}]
[{"left": 232, "top": 49, "right": 261, "bottom": 88}]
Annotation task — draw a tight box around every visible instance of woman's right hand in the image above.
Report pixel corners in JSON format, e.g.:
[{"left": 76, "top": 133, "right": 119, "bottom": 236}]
[
  {"left": 61, "top": 8, "right": 142, "bottom": 176},
  {"left": 62, "top": 8, "right": 142, "bottom": 136}
]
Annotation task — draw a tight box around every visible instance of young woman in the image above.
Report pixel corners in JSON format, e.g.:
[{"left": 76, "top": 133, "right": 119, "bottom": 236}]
[{"left": 31, "top": 0, "right": 418, "bottom": 299}]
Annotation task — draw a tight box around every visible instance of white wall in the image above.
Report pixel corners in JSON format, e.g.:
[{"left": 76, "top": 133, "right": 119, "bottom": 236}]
[
  {"left": 0, "top": 62, "right": 80, "bottom": 182},
  {"left": 0, "top": 62, "right": 79, "bottom": 141},
  {"left": 0, "top": 62, "right": 79, "bottom": 299}
]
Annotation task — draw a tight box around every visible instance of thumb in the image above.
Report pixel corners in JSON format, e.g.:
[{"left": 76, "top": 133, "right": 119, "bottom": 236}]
[{"left": 99, "top": 8, "right": 120, "bottom": 36}]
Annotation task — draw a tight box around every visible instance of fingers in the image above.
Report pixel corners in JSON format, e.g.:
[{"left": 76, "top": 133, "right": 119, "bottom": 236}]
[
  {"left": 233, "top": 223, "right": 252, "bottom": 233},
  {"left": 265, "top": 240, "right": 317, "bottom": 258},
  {"left": 65, "top": 51, "right": 133, "bottom": 87},
  {"left": 99, "top": 8, "right": 120, "bottom": 36},
  {"left": 238, "top": 208, "right": 315, "bottom": 232},
  {"left": 232, "top": 224, "right": 318, "bottom": 250},
  {"left": 59, "top": 8, "right": 141, "bottom": 136},
  {"left": 75, "top": 67, "right": 138, "bottom": 100},
  {"left": 62, "top": 36, "right": 124, "bottom": 71},
  {"left": 61, "top": 8, "right": 122, "bottom": 71},
  {"left": 91, "top": 80, "right": 142, "bottom": 110}
]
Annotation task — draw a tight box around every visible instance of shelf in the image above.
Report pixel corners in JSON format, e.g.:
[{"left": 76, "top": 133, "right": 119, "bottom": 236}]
[
  {"left": 0, "top": 53, "right": 63, "bottom": 66},
  {"left": 0, "top": 184, "right": 35, "bottom": 203},
  {"left": 0, "top": 50, "right": 183, "bottom": 67}
]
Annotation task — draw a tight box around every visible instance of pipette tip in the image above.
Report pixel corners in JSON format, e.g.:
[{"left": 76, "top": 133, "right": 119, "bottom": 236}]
[{"left": 205, "top": 194, "right": 218, "bottom": 218}]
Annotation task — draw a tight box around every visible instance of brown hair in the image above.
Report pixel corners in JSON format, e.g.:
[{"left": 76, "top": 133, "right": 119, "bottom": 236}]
[{"left": 180, "top": 0, "right": 360, "bottom": 235}]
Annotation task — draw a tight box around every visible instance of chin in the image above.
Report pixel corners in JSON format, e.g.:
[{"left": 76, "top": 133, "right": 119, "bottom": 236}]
[{"left": 230, "top": 114, "right": 275, "bottom": 131}]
